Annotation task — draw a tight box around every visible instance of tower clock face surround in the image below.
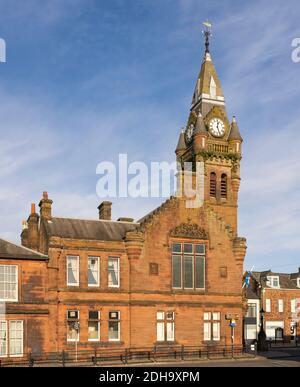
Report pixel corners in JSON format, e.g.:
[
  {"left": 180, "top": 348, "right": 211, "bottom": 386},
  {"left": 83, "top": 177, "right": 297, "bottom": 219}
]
[{"left": 209, "top": 118, "right": 225, "bottom": 138}]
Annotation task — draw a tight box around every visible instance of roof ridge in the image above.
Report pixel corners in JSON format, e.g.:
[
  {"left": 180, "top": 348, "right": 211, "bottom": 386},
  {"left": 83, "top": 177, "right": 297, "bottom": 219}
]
[{"left": 51, "top": 217, "right": 139, "bottom": 225}]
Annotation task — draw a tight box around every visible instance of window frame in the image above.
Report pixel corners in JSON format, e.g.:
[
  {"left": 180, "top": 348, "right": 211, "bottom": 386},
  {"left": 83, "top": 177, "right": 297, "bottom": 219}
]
[
  {"left": 156, "top": 311, "right": 175, "bottom": 343},
  {"left": 267, "top": 276, "right": 280, "bottom": 289},
  {"left": 0, "top": 320, "right": 7, "bottom": 358},
  {"left": 108, "top": 257, "right": 120, "bottom": 288},
  {"left": 88, "top": 311, "right": 101, "bottom": 342},
  {"left": 9, "top": 320, "right": 23, "bottom": 358},
  {"left": 171, "top": 241, "right": 206, "bottom": 291},
  {"left": 203, "top": 312, "right": 221, "bottom": 342},
  {"left": 67, "top": 310, "right": 80, "bottom": 343},
  {"left": 266, "top": 299, "right": 271, "bottom": 313},
  {"left": 108, "top": 311, "right": 121, "bottom": 342},
  {"left": 0, "top": 264, "right": 18, "bottom": 302},
  {"left": 278, "top": 299, "right": 284, "bottom": 313},
  {"left": 66, "top": 256, "right": 80, "bottom": 287},
  {"left": 291, "top": 299, "right": 296, "bottom": 314},
  {"left": 88, "top": 257, "right": 100, "bottom": 287}
]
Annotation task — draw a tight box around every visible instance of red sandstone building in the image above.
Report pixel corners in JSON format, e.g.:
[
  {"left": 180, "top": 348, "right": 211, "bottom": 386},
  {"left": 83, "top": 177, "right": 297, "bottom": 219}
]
[
  {"left": 244, "top": 270, "right": 300, "bottom": 343},
  {"left": 0, "top": 35, "right": 247, "bottom": 359}
]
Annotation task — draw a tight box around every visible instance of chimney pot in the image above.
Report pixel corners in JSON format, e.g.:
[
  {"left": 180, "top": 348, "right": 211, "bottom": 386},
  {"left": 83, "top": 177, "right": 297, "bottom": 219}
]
[
  {"left": 39, "top": 191, "right": 53, "bottom": 220},
  {"left": 31, "top": 203, "right": 36, "bottom": 214}
]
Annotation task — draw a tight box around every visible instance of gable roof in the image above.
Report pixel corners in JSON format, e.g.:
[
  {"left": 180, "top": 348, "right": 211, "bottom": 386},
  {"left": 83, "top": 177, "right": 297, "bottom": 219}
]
[
  {"left": 45, "top": 217, "right": 139, "bottom": 241},
  {"left": 0, "top": 238, "right": 48, "bottom": 261}
]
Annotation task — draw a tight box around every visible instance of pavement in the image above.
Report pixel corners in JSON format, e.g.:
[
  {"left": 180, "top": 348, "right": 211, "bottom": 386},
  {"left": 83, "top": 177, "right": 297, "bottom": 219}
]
[{"left": 120, "top": 348, "right": 300, "bottom": 368}]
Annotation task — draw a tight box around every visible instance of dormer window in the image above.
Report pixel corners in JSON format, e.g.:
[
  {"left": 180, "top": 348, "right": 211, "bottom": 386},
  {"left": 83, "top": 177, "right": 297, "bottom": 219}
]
[
  {"left": 267, "top": 276, "right": 280, "bottom": 288},
  {"left": 210, "top": 77, "right": 217, "bottom": 99}
]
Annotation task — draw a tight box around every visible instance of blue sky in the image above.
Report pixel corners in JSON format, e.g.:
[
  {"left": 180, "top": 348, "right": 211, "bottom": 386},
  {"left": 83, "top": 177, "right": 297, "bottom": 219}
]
[{"left": 0, "top": 0, "right": 300, "bottom": 273}]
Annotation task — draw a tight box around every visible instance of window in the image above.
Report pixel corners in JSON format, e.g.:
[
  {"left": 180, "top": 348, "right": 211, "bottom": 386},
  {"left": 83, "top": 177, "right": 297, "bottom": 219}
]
[
  {"left": 88, "top": 257, "right": 100, "bottom": 287},
  {"left": 267, "top": 276, "right": 280, "bottom": 288},
  {"left": 108, "top": 311, "right": 120, "bottom": 342},
  {"left": 204, "top": 312, "right": 221, "bottom": 341},
  {"left": 297, "top": 278, "right": 300, "bottom": 288},
  {"left": 291, "top": 299, "right": 296, "bottom": 314},
  {"left": 210, "top": 172, "right": 217, "bottom": 197},
  {"left": 266, "top": 299, "right": 271, "bottom": 313},
  {"left": 67, "top": 256, "right": 79, "bottom": 286},
  {"left": 156, "top": 312, "right": 175, "bottom": 342},
  {"left": 88, "top": 311, "right": 100, "bottom": 341},
  {"left": 246, "top": 303, "right": 257, "bottom": 318},
  {"left": 108, "top": 258, "right": 120, "bottom": 288},
  {"left": 0, "top": 265, "right": 18, "bottom": 301},
  {"left": 278, "top": 299, "right": 284, "bottom": 313},
  {"left": 221, "top": 174, "right": 227, "bottom": 199},
  {"left": 172, "top": 243, "right": 205, "bottom": 290},
  {"left": 9, "top": 321, "right": 23, "bottom": 357},
  {"left": 67, "top": 310, "right": 80, "bottom": 342},
  {"left": 0, "top": 321, "right": 23, "bottom": 358},
  {"left": 0, "top": 321, "right": 7, "bottom": 357}
]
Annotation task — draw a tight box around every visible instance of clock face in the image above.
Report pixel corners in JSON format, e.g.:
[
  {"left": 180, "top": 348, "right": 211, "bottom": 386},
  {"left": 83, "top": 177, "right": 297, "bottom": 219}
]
[
  {"left": 185, "top": 124, "right": 194, "bottom": 144},
  {"left": 209, "top": 118, "right": 226, "bottom": 138}
]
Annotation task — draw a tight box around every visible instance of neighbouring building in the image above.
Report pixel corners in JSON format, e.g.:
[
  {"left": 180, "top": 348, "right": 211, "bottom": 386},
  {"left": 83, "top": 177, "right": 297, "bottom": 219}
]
[
  {"left": 0, "top": 238, "right": 49, "bottom": 358},
  {"left": 244, "top": 287, "right": 260, "bottom": 344},
  {"left": 0, "top": 32, "right": 247, "bottom": 359},
  {"left": 244, "top": 270, "right": 300, "bottom": 343}
]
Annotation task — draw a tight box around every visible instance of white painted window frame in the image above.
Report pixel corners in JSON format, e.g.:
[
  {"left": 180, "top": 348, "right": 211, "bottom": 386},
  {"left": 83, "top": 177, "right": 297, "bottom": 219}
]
[
  {"left": 108, "top": 311, "right": 121, "bottom": 342},
  {"left": 67, "top": 310, "right": 80, "bottom": 343},
  {"left": 66, "top": 256, "right": 80, "bottom": 287},
  {"left": 9, "top": 320, "right": 23, "bottom": 358},
  {"left": 0, "top": 265, "right": 18, "bottom": 302},
  {"left": 0, "top": 320, "right": 7, "bottom": 358},
  {"left": 88, "top": 257, "right": 100, "bottom": 287},
  {"left": 108, "top": 257, "right": 120, "bottom": 288}
]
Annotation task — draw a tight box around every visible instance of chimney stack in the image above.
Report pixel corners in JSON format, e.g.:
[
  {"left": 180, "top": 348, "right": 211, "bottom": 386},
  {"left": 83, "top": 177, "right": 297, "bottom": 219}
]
[
  {"left": 25, "top": 203, "right": 39, "bottom": 251},
  {"left": 39, "top": 191, "right": 53, "bottom": 220},
  {"left": 98, "top": 201, "right": 112, "bottom": 221}
]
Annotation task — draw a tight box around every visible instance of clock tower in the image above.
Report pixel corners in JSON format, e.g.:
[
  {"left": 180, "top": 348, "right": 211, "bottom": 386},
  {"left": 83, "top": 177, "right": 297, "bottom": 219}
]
[{"left": 176, "top": 23, "right": 243, "bottom": 234}]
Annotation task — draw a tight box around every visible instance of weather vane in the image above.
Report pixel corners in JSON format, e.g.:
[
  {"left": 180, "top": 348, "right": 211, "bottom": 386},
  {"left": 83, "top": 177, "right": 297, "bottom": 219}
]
[{"left": 202, "top": 21, "right": 212, "bottom": 54}]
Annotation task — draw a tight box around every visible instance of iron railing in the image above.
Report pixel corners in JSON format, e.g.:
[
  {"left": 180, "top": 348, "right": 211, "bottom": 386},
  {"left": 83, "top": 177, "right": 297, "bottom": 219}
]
[{"left": 0, "top": 344, "right": 256, "bottom": 367}]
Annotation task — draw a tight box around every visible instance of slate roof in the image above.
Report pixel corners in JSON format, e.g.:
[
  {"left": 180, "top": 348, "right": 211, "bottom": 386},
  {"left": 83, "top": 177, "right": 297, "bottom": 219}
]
[
  {"left": 228, "top": 117, "right": 243, "bottom": 142},
  {"left": 0, "top": 238, "right": 48, "bottom": 261},
  {"left": 246, "top": 286, "right": 260, "bottom": 300},
  {"left": 252, "top": 270, "right": 300, "bottom": 290},
  {"left": 45, "top": 217, "right": 139, "bottom": 241}
]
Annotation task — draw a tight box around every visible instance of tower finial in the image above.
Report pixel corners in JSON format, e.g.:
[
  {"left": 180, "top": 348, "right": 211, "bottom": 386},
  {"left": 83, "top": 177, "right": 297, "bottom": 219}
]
[{"left": 202, "top": 21, "right": 212, "bottom": 54}]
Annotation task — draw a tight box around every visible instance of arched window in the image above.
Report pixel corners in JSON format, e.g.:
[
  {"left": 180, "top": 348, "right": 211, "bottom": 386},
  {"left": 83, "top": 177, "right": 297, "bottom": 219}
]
[
  {"left": 210, "top": 172, "right": 217, "bottom": 197},
  {"left": 221, "top": 174, "right": 227, "bottom": 199}
]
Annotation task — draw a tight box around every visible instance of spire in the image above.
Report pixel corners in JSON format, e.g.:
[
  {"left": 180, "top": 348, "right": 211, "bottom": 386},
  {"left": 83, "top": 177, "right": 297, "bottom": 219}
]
[
  {"left": 175, "top": 128, "right": 187, "bottom": 154},
  {"left": 228, "top": 116, "right": 243, "bottom": 142},
  {"left": 191, "top": 22, "right": 225, "bottom": 115}
]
